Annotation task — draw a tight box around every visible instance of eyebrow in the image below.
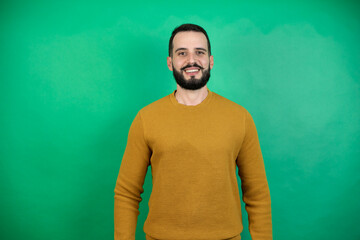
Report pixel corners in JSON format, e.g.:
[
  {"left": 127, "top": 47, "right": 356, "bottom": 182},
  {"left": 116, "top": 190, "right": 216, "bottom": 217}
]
[{"left": 175, "top": 47, "right": 208, "bottom": 53}]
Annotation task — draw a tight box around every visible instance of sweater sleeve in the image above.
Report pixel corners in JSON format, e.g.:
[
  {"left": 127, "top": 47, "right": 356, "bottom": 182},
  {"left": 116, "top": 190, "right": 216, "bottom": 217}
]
[
  {"left": 114, "top": 111, "right": 151, "bottom": 240},
  {"left": 236, "top": 111, "right": 272, "bottom": 240}
]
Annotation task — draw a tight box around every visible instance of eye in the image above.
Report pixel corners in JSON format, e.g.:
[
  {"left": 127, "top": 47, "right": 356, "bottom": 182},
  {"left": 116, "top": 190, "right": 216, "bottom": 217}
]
[
  {"left": 178, "top": 52, "right": 186, "bottom": 56},
  {"left": 196, "top": 51, "right": 205, "bottom": 55}
]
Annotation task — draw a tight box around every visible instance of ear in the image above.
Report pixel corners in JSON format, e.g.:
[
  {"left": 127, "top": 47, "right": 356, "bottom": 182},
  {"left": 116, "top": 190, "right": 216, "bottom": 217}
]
[
  {"left": 167, "top": 56, "right": 173, "bottom": 71},
  {"left": 209, "top": 55, "right": 214, "bottom": 70}
]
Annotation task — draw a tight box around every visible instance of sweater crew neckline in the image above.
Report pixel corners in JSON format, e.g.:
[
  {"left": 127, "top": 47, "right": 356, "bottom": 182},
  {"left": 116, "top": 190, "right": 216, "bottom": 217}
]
[{"left": 169, "top": 88, "right": 213, "bottom": 110}]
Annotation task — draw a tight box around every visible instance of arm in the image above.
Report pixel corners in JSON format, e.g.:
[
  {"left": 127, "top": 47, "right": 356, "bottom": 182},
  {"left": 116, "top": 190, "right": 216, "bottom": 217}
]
[
  {"left": 236, "top": 111, "right": 272, "bottom": 240},
  {"left": 114, "top": 111, "right": 151, "bottom": 240}
]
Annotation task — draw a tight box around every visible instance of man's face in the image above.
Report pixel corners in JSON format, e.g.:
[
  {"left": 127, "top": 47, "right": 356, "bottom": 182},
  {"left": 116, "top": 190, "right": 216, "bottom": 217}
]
[{"left": 167, "top": 31, "right": 214, "bottom": 90}]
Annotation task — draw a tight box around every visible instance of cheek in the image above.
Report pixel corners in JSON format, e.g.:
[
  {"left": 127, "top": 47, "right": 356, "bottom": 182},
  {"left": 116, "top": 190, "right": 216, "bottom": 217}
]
[
  {"left": 200, "top": 59, "right": 209, "bottom": 67},
  {"left": 173, "top": 59, "right": 184, "bottom": 68}
]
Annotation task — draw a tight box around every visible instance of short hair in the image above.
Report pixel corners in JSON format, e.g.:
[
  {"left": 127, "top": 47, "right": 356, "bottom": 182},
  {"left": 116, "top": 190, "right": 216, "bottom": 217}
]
[{"left": 168, "top": 23, "right": 211, "bottom": 57}]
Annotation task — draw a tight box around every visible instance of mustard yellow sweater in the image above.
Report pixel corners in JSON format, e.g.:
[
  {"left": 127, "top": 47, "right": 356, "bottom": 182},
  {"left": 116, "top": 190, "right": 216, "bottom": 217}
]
[{"left": 114, "top": 89, "right": 272, "bottom": 240}]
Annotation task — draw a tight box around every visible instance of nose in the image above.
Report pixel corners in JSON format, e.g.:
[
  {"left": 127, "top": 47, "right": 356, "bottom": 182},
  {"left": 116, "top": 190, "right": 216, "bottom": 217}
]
[{"left": 188, "top": 52, "right": 196, "bottom": 64}]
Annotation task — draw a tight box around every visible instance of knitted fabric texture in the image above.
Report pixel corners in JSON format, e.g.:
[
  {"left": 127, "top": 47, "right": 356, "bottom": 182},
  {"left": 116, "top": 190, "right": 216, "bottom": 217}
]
[{"left": 114, "top": 89, "right": 272, "bottom": 240}]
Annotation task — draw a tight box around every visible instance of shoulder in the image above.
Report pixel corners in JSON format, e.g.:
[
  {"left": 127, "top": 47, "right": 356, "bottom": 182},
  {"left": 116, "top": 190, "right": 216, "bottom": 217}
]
[
  {"left": 137, "top": 93, "right": 172, "bottom": 117},
  {"left": 212, "top": 91, "right": 249, "bottom": 116}
]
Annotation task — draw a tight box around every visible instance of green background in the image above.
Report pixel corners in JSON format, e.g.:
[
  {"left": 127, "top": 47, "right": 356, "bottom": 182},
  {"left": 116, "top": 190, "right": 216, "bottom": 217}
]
[{"left": 1, "top": 0, "right": 359, "bottom": 239}]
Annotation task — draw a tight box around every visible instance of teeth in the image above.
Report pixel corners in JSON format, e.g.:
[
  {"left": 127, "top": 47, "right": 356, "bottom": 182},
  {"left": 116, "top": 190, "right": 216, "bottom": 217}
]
[{"left": 185, "top": 69, "right": 199, "bottom": 73}]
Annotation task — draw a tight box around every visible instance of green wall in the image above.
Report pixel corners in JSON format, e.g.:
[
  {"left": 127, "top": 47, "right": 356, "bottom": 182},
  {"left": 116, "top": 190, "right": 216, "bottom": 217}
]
[{"left": 1, "top": 1, "right": 359, "bottom": 239}]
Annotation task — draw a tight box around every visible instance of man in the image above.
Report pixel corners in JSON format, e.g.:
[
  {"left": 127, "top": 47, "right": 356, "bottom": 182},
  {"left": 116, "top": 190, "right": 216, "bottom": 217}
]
[{"left": 114, "top": 23, "right": 272, "bottom": 240}]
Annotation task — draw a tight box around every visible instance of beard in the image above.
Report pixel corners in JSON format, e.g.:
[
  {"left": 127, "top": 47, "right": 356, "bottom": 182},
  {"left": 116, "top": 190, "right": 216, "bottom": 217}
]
[{"left": 172, "top": 63, "right": 211, "bottom": 90}]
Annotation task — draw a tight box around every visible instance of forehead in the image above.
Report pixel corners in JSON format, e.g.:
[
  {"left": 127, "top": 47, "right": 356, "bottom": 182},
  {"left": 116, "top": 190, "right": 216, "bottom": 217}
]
[{"left": 173, "top": 31, "right": 208, "bottom": 50}]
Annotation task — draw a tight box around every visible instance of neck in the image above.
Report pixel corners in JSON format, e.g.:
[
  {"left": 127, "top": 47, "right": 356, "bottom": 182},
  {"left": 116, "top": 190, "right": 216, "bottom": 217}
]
[{"left": 174, "top": 86, "right": 209, "bottom": 106}]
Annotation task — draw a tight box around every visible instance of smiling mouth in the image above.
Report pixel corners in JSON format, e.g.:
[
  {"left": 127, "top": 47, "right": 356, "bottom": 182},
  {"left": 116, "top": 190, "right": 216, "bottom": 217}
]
[
  {"left": 181, "top": 64, "right": 203, "bottom": 73},
  {"left": 183, "top": 68, "right": 201, "bottom": 77},
  {"left": 185, "top": 68, "right": 200, "bottom": 73}
]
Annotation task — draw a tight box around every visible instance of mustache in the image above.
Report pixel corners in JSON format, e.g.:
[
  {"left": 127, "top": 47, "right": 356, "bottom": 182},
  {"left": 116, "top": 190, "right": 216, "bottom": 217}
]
[{"left": 181, "top": 64, "right": 204, "bottom": 71}]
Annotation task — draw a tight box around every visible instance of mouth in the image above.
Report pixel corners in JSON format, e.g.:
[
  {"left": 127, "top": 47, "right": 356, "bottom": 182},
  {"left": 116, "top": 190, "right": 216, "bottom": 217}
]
[{"left": 183, "top": 67, "right": 201, "bottom": 76}]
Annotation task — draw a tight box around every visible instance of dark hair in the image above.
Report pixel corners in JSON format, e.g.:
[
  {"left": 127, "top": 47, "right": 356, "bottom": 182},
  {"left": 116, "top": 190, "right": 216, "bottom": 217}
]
[{"left": 168, "top": 23, "right": 211, "bottom": 57}]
